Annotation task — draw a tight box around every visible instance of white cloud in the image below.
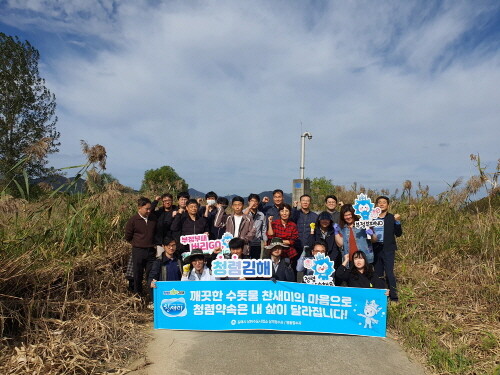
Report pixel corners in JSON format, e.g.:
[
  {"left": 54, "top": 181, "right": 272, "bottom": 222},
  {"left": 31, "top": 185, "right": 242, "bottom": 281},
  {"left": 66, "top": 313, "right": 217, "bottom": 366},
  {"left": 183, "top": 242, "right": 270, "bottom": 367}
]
[{"left": 1, "top": 0, "right": 498, "bottom": 195}]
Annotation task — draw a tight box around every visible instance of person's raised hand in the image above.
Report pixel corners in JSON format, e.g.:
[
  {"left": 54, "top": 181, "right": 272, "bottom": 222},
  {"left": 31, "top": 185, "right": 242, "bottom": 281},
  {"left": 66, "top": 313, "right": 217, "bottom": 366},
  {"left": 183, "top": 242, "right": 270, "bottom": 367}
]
[
  {"left": 268, "top": 216, "right": 274, "bottom": 223},
  {"left": 394, "top": 213, "right": 401, "bottom": 221},
  {"left": 262, "top": 196, "right": 270, "bottom": 204},
  {"left": 309, "top": 222, "right": 315, "bottom": 234},
  {"left": 196, "top": 197, "right": 203, "bottom": 205},
  {"left": 333, "top": 223, "right": 340, "bottom": 235},
  {"left": 155, "top": 195, "right": 161, "bottom": 202},
  {"left": 293, "top": 200, "right": 299, "bottom": 208}
]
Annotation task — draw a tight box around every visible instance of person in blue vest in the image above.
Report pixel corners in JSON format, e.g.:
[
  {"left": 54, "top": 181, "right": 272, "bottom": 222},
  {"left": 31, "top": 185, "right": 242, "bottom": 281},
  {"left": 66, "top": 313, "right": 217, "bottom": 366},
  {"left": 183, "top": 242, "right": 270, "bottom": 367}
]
[{"left": 373, "top": 196, "right": 402, "bottom": 302}]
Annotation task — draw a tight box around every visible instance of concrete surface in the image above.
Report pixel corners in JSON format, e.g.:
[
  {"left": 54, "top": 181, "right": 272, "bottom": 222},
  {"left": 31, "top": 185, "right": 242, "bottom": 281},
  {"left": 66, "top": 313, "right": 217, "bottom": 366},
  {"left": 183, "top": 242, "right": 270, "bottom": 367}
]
[{"left": 128, "top": 328, "right": 427, "bottom": 375}]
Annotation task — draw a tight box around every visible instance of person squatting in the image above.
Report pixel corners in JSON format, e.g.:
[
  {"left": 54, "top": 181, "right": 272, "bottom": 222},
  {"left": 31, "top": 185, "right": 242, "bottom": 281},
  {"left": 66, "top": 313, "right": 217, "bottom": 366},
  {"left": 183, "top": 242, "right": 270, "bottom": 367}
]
[{"left": 124, "top": 190, "right": 402, "bottom": 309}]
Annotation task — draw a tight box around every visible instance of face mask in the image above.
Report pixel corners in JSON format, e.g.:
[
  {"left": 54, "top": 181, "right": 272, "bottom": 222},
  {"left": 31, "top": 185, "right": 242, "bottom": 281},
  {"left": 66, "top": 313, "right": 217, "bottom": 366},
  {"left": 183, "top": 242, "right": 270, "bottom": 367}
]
[{"left": 207, "top": 199, "right": 216, "bottom": 206}]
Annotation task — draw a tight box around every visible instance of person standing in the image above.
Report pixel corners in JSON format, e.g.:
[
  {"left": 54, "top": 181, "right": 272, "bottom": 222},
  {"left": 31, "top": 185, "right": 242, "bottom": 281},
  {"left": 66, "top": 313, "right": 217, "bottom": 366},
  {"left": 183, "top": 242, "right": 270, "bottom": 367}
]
[
  {"left": 373, "top": 196, "right": 402, "bottom": 302},
  {"left": 199, "top": 191, "right": 219, "bottom": 239},
  {"left": 244, "top": 193, "right": 267, "bottom": 259},
  {"left": 267, "top": 203, "right": 299, "bottom": 264},
  {"left": 324, "top": 195, "right": 340, "bottom": 224},
  {"left": 334, "top": 204, "right": 377, "bottom": 264},
  {"left": 148, "top": 237, "right": 183, "bottom": 308},
  {"left": 260, "top": 189, "right": 285, "bottom": 219},
  {"left": 125, "top": 197, "right": 157, "bottom": 295},
  {"left": 171, "top": 199, "right": 209, "bottom": 254},
  {"left": 291, "top": 194, "right": 318, "bottom": 256},
  {"left": 307, "top": 211, "right": 341, "bottom": 266},
  {"left": 152, "top": 193, "right": 176, "bottom": 258},
  {"left": 214, "top": 196, "right": 255, "bottom": 256}
]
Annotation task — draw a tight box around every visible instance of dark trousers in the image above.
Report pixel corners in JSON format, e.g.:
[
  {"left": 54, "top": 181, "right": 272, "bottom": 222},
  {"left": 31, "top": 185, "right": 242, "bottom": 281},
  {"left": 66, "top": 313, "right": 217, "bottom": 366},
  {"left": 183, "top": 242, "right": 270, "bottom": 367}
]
[
  {"left": 373, "top": 242, "right": 398, "bottom": 300},
  {"left": 132, "top": 247, "right": 155, "bottom": 295},
  {"left": 249, "top": 243, "right": 262, "bottom": 259}
]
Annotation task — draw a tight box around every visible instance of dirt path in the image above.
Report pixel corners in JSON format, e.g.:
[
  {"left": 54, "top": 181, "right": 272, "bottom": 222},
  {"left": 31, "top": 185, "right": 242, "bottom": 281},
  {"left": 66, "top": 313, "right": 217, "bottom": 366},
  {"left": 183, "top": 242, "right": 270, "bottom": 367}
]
[{"left": 128, "top": 327, "right": 426, "bottom": 375}]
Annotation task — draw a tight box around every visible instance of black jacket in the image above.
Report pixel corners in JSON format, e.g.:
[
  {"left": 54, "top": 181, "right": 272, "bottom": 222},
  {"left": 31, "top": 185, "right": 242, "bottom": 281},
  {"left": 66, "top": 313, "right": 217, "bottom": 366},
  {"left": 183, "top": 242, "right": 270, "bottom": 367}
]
[
  {"left": 153, "top": 209, "right": 175, "bottom": 245},
  {"left": 171, "top": 212, "right": 209, "bottom": 251},
  {"left": 148, "top": 254, "right": 182, "bottom": 284},
  {"left": 336, "top": 265, "right": 386, "bottom": 289},
  {"left": 307, "top": 228, "right": 341, "bottom": 268},
  {"left": 380, "top": 213, "right": 403, "bottom": 252},
  {"left": 272, "top": 258, "right": 295, "bottom": 282}
]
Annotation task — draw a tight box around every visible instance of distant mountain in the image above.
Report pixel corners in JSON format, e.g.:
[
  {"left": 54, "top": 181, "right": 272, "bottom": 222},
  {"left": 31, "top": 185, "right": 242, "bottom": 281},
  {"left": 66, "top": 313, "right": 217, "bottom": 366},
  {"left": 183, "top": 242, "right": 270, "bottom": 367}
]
[
  {"left": 188, "top": 188, "right": 206, "bottom": 198},
  {"left": 188, "top": 189, "right": 292, "bottom": 204}
]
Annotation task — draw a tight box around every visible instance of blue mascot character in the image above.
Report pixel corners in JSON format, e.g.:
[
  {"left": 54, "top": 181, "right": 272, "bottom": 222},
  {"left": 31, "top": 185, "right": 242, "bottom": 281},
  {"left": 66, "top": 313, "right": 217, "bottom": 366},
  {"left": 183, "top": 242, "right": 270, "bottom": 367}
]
[
  {"left": 353, "top": 193, "right": 374, "bottom": 221},
  {"left": 311, "top": 253, "right": 335, "bottom": 281}
]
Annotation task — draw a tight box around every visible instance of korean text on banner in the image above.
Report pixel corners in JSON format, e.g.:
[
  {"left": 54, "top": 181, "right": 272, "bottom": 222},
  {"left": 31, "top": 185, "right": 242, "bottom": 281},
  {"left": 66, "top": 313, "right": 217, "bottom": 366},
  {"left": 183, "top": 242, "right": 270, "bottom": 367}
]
[{"left": 154, "top": 280, "right": 387, "bottom": 337}]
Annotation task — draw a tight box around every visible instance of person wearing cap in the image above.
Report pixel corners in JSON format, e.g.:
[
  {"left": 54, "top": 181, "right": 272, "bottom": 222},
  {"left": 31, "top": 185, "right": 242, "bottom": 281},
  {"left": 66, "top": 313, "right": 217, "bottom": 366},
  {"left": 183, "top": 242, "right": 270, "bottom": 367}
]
[
  {"left": 181, "top": 249, "right": 216, "bottom": 281},
  {"left": 307, "top": 211, "right": 341, "bottom": 268},
  {"left": 264, "top": 238, "right": 295, "bottom": 282}
]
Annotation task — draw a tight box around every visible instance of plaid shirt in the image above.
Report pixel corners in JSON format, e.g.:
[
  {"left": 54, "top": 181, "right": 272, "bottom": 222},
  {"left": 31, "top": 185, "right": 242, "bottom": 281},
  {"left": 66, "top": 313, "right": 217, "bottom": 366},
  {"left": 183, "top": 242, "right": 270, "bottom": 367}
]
[{"left": 269, "top": 219, "right": 299, "bottom": 259}]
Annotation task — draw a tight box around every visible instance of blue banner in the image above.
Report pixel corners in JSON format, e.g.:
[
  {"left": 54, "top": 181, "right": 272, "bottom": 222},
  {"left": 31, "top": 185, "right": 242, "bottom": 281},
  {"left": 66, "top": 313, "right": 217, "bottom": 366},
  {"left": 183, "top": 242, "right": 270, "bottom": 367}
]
[{"left": 154, "top": 281, "right": 387, "bottom": 337}]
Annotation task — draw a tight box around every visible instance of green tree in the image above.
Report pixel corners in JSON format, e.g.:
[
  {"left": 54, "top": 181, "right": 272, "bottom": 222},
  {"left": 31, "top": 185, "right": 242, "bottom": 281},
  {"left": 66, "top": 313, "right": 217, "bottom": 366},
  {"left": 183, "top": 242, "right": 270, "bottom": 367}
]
[
  {"left": 0, "top": 32, "right": 59, "bottom": 185},
  {"left": 309, "top": 177, "right": 336, "bottom": 210},
  {"left": 140, "top": 165, "right": 188, "bottom": 195}
]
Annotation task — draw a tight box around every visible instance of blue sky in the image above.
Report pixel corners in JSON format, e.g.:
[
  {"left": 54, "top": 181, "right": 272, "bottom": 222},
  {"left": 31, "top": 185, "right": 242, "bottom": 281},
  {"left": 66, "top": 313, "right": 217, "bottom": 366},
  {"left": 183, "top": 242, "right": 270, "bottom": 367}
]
[{"left": 1, "top": 0, "right": 499, "bottom": 196}]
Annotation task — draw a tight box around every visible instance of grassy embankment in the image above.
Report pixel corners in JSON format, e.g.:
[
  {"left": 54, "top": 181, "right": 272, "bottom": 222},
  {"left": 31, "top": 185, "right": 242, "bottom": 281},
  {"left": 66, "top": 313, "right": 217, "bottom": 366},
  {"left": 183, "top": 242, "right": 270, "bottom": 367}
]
[
  {"left": 0, "top": 148, "right": 498, "bottom": 374},
  {"left": 0, "top": 144, "right": 149, "bottom": 374}
]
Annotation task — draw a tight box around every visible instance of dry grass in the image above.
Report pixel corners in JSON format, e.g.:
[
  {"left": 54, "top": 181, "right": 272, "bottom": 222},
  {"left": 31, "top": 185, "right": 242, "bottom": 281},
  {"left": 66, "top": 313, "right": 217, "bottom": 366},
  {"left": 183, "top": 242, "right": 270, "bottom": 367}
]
[
  {"left": 0, "top": 243, "right": 150, "bottom": 375},
  {"left": 388, "top": 197, "right": 500, "bottom": 375},
  {"left": 1, "top": 151, "right": 498, "bottom": 375}
]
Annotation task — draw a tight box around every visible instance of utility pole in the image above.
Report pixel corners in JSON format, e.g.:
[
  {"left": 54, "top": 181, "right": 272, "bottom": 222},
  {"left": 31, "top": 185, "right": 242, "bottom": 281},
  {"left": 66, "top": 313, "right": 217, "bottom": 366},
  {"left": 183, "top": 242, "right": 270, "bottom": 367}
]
[
  {"left": 293, "top": 131, "right": 312, "bottom": 204},
  {"left": 300, "top": 132, "right": 312, "bottom": 179}
]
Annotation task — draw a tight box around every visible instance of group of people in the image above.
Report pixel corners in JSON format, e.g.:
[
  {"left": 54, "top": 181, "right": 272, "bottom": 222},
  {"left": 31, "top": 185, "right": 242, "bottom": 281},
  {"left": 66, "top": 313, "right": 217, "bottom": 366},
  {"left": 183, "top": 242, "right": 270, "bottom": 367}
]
[{"left": 124, "top": 189, "right": 402, "bottom": 308}]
